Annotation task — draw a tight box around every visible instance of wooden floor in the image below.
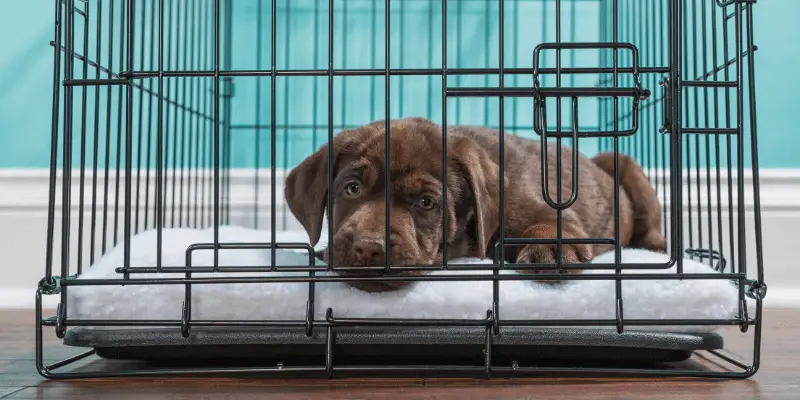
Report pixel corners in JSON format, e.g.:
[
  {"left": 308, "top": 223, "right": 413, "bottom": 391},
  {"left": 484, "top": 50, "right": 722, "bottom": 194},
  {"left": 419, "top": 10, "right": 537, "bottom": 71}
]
[{"left": 1, "top": 308, "right": 798, "bottom": 399}]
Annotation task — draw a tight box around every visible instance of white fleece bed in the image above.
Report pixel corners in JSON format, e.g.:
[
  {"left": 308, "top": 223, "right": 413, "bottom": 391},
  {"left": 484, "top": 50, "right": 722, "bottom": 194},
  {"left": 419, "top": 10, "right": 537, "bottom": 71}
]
[{"left": 66, "top": 226, "right": 740, "bottom": 334}]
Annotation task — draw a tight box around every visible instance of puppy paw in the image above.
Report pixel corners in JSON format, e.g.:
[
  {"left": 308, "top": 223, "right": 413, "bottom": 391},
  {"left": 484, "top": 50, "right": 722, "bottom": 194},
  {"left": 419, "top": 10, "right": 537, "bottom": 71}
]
[
  {"left": 513, "top": 224, "right": 592, "bottom": 284},
  {"left": 639, "top": 229, "right": 668, "bottom": 253}
]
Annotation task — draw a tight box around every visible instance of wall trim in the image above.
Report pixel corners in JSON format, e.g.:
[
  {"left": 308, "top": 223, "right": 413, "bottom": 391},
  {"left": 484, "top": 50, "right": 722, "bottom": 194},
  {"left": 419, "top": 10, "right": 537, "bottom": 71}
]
[
  {"left": 2, "top": 167, "right": 800, "bottom": 309},
  {"left": 1, "top": 167, "right": 798, "bottom": 210},
  {"left": 0, "top": 289, "right": 59, "bottom": 310}
]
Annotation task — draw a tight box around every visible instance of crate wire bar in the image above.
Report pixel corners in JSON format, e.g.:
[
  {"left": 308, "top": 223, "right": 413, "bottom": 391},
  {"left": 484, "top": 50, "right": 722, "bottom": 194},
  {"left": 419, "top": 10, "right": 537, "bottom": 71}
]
[{"left": 37, "top": 0, "right": 766, "bottom": 379}]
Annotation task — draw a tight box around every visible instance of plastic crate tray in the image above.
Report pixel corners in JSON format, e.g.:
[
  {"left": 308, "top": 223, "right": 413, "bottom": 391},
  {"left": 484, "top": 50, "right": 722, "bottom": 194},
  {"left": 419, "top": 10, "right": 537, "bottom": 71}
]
[{"left": 63, "top": 326, "right": 724, "bottom": 367}]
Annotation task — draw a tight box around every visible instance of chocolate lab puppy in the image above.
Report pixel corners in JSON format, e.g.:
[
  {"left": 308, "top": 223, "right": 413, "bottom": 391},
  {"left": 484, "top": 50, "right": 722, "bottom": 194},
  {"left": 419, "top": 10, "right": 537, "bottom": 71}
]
[{"left": 284, "top": 117, "right": 667, "bottom": 292}]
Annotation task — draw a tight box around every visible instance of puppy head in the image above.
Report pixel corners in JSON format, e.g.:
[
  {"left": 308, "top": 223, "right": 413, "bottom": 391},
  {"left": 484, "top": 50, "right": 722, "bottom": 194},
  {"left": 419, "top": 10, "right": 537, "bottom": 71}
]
[{"left": 284, "top": 118, "right": 502, "bottom": 292}]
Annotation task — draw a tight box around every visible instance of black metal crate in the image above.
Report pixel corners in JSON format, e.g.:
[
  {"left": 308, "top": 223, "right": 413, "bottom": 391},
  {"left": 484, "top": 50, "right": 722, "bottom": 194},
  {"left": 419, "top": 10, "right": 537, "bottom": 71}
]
[{"left": 37, "top": 0, "right": 765, "bottom": 379}]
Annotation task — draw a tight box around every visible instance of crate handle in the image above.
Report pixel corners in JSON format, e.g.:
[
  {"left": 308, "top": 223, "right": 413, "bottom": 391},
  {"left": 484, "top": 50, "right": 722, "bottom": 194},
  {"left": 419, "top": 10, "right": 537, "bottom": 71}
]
[{"left": 659, "top": 77, "right": 672, "bottom": 134}]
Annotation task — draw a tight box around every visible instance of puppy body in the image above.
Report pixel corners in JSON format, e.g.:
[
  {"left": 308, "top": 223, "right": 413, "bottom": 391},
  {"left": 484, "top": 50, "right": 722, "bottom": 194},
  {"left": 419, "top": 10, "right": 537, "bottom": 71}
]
[
  {"left": 451, "top": 125, "right": 666, "bottom": 263},
  {"left": 284, "top": 117, "right": 666, "bottom": 292}
]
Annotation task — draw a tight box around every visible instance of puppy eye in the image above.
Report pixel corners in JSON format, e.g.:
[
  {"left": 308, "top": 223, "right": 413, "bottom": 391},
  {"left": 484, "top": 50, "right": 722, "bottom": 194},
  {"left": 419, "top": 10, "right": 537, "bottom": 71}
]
[
  {"left": 344, "top": 182, "right": 361, "bottom": 196},
  {"left": 416, "top": 196, "right": 435, "bottom": 210}
]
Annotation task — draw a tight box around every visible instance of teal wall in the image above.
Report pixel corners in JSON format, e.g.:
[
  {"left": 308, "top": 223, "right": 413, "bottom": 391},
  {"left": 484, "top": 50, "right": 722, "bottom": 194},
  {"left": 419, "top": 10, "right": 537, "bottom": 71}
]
[{"left": 0, "top": 0, "right": 797, "bottom": 170}]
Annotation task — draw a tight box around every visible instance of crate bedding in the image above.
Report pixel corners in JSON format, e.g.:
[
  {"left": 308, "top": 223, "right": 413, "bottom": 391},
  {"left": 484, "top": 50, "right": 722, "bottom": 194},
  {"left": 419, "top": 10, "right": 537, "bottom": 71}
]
[{"left": 65, "top": 225, "right": 740, "bottom": 333}]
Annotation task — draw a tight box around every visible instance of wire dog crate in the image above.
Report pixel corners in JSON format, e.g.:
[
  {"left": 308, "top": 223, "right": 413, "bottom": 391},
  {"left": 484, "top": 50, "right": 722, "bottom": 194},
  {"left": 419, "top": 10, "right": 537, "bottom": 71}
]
[{"left": 37, "top": 0, "right": 766, "bottom": 379}]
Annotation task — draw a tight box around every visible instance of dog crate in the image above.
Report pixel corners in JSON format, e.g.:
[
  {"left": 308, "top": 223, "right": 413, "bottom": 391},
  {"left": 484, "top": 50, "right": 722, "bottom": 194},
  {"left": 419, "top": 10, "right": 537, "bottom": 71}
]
[{"left": 37, "top": 0, "right": 766, "bottom": 379}]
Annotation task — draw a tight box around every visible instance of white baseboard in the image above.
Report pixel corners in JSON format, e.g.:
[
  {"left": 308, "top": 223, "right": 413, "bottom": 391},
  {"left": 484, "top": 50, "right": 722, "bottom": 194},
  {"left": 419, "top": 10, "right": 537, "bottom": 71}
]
[
  {"left": 0, "top": 289, "right": 59, "bottom": 310},
  {"left": 2, "top": 168, "right": 799, "bottom": 309}
]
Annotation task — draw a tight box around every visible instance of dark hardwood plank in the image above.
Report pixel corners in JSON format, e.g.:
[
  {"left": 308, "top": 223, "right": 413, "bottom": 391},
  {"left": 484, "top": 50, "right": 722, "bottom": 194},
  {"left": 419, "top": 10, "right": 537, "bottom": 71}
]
[
  {"left": 0, "top": 387, "right": 26, "bottom": 399},
  {"left": 1, "top": 380, "right": 797, "bottom": 400},
  {"left": 1, "top": 308, "right": 798, "bottom": 399}
]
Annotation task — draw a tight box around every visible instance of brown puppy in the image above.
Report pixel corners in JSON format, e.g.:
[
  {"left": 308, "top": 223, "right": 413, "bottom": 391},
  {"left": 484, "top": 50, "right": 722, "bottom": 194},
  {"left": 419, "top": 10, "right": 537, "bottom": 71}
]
[{"left": 284, "top": 117, "right": 666, "bottom": 292}]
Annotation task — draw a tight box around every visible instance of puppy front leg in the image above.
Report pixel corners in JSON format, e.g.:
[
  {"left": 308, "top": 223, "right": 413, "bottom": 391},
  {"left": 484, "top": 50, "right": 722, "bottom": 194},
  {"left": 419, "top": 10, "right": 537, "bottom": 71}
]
[{"left": 509, "top": 211, "right": 593, "bottom": 284}]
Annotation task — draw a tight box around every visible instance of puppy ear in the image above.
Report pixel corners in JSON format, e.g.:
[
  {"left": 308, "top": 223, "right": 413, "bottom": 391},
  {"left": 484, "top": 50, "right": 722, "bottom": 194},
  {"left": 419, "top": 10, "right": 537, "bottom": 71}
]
[
  {"left": 285, "top": 126, "right": 376, "bottom": 245},
  {"left": 284, "top": 144, "right": 331, "bottom": 246},
  {"left": 451, "top": 137, "right": 504, "bottom": 258}
]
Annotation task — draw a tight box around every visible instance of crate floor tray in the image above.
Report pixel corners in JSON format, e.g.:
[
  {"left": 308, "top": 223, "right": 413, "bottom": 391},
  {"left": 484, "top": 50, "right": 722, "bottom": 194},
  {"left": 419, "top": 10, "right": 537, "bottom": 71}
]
[{"left": 63, "top": 326, "right": 724, "bottom": 366}]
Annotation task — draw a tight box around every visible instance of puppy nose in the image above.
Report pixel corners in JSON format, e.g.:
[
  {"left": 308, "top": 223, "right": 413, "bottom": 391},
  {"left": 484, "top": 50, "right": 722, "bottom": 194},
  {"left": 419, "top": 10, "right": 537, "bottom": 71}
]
[{"left": 353, "top": 236, "right": 385, "bottom": 263}]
